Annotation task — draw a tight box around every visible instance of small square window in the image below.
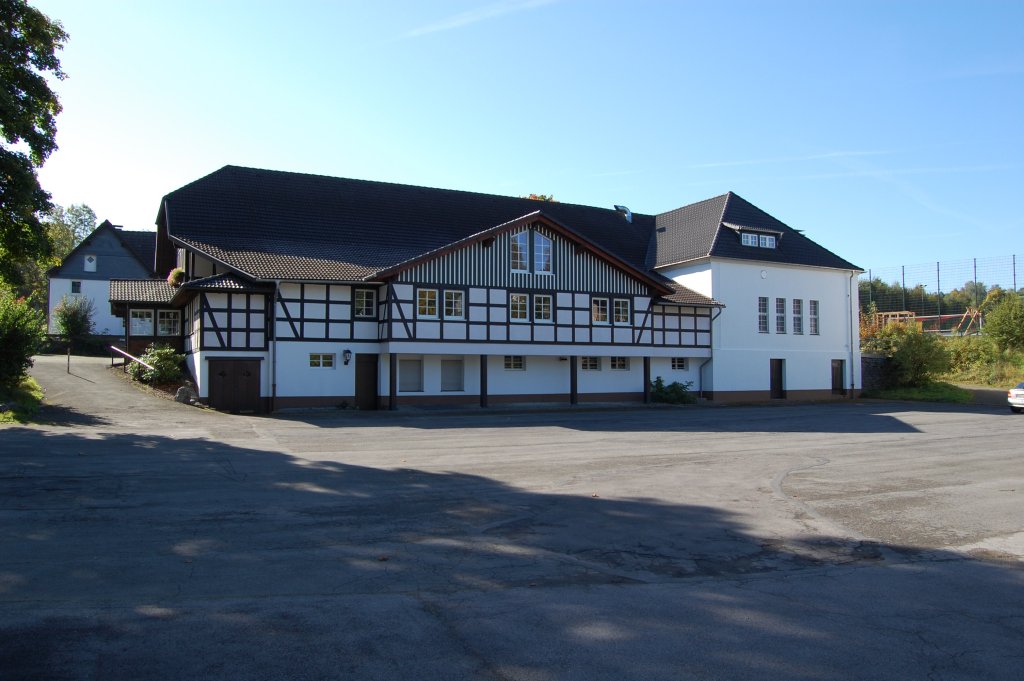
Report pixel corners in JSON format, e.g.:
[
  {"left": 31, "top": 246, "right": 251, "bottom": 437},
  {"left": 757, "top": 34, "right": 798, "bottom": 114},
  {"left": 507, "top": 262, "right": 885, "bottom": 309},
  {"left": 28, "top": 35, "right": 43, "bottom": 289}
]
[
  {"left": 354, "top": 289, "right": 376, "bottom": 318},
  {"left": 84, "top": 254, "right": 97, "bottom": 273},
  {"left": 534, "top": 294, "right": 552, "bottom": 322},
  {"left": 581, "top": 356, "right": 601, "bottom": 371},
  {"left": 592, "top": 298, "right": 609, "bottom": 324},
  {"left": 671, "top": 357, "right": 688, "bottom": 371},
  {"left": 444, "top": 290, "right": 464, "bottom": 319},
  {"left": 610, "top": 357, "right": 629, "bottom": 370},
  {"left": 510, "top": 293, "right": 528, "bottom": 321},
  {"left": 71, "top": 280, "right": 82, "bottom": 294},
  {"left": 309, "top": 353, "right": 335, "bottom": 368},
  {"left": 759, "top": 235, "right": 776, "bottom": 248},
  {"left": 158, "top": 310, "right": 180, "bottom": 336},
  {"left": 417, "top": 289, "right": 438, "bottom": 318},
  {"left": 613, "top": 299, "right": 630, "bottom": 325},
  {"left": 130, "top": 309, "right": 153, "bottom": 336},
  {"left": 741, "top": 233, "right": 758, "bottom": 247},
  {"left": 504, "top": 355, "right": 525, "bottom": 370}
]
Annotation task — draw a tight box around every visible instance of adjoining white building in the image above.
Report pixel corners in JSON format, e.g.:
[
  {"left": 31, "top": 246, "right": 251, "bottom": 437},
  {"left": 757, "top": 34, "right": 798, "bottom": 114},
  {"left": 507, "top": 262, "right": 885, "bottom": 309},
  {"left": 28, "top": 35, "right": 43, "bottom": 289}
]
[{"left": 109, "top": 166, "right": 860, "bottom": 412}]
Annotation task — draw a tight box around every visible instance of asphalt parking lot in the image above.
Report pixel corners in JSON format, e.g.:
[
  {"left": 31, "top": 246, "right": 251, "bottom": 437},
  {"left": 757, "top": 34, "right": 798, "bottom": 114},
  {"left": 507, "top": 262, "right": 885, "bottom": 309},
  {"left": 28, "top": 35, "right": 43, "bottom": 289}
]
[{"left": 1, "top": 355, "right": 1022, "bottom": 680}]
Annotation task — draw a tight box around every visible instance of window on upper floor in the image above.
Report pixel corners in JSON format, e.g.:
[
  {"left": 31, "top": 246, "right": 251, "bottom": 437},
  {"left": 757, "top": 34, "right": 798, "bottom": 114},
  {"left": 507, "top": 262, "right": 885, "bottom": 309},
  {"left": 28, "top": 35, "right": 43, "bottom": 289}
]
[
  {"left": 534, "top": 294, "right": 552, "bottom": 322},
  {"left": 71, "top": 280, "right": 82, "bottom": 294},
  {"left": 741, "top": 232, "right": 777, "bottom": 249},
  {"left": 84, "top": 254, "right": 97, "bottom": 272},
  {"left": 776, "top": 298, "right": 787, "bottom": 333},
  {"left": 354, "top": 289, "right": 376, "bottom": 318},
  {"left": 809, "top": 300, "right": 820, "bottom": 335},
  {"left": 759, "top": 235, "right": 776, "bottom": 248},
  {"left": 592, "top": 298, "right": 609, "bottom": 324},
  {"left": 793, "top": 299, "right": 804, "bottom": 335},
  {"left": 758, "top": 297, "right": 769, "bottom": 334},
  {"left": 444, "top": 290, "right": 464, "bottom": 319},
  {"left": 510, "top": 293, "right": 529, "bottom": 321},
  {"left": 741, "top": 233, "right": 759, "bottom": 247},
  {"left": 534, "top": 232, "right": 552, "bottom": 273},
  {"left": 510, "top": 231, "right": 529, "bottom": 272},
  {"left": 613, "top": 299, "right": 630, "bottom": 325},
  {"left": 417, "top": 289, "right": 438, "bottom": 318}
]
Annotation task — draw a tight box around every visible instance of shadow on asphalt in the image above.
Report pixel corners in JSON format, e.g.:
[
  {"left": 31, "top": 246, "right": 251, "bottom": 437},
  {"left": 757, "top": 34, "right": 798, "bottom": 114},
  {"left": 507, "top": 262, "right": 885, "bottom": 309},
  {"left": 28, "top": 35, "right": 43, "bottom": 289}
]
[{"left": 1, "top": 427, "right": 1022, "bottom": 680}]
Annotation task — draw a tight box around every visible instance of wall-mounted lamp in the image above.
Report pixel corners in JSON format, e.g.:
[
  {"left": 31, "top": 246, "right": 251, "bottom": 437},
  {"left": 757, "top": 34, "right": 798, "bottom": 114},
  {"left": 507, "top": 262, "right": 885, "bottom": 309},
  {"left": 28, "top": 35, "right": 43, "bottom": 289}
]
[{"left": 343, "top": 349, "right": 353, "bottom": 366}]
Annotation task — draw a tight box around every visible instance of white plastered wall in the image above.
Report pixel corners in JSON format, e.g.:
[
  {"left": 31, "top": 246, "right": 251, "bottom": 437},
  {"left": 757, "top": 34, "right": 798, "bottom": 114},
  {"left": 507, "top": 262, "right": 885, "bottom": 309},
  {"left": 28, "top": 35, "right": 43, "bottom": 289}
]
[{"left": 48, "top": 278, "right": 125, "bottom": 335}]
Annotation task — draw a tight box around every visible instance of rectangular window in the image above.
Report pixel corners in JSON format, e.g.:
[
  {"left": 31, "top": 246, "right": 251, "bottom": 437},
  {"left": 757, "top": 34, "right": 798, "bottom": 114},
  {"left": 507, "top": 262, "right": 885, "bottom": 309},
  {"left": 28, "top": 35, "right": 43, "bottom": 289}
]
[
  {"left": 84, "top": 254, "right": 97, "bottom": 273},
  {"left": 130, "top": 309, "right": 153, "bottom": 336},
  {"left": 354, "top": 289, "right": 376, "bottom": 318},
  {"left": 613, "top": 299, "right": 630, "bottom": 325},
  {"left": 810, "top": 300, "right": 820, "bottom": 335},
  {"left": 758, "top": 297, "right": 769, "bottom": 334},
  {"left": 157, "top": 310, "right": 181, "bottom": 336},
  {"left": 581, "top": 356, "right": 601, "bottom": 371},
  {"left": 793, "top": 299, "right": 804, "bottom": 335},
  {"left": 504, "top": 355, "right": 525, "bottom": 370},
  {"left": 741, "top": 233, "right": 758, "bottom": 247},
  {"left": 71, "top": 280, "right": 82, "bottom": 294},
  {"left": 510, "top": 231, "right": 529, "bottom": 272},
  {"left": 534, "top": 294, "right": 552, "bottom": 322},
  {"left": 672, "top": 357, "right": 688, "bottom": 371},
  {"left": 592, "top": 298, "right": 609, "bottom": 324},
  {"left": 533, "top": 232, "right": 552, "bottom": 274},
  {"left": 776, "top": 298, "right": 786, "bottom": 334},
  {"left": 760, "top": 235, "right": 777, "bottom": 248},
  {"left": 309, "top": 353, "right": 335, "bottom": 368},
  {"left": 444, "top": 290, "right": 464, "bottom": 319},
  {"left": 417, "top": 289, "right": 438, "bottom": 318},
  {"left": 610, "top": 356, "right": 629, "bottom": 370},
  {"left": 510, "top": 293, "right": 529, "bottom": 321},
  {"left": 441, "top": 359, "right": 464, "bottom": 391},
  {"left": 398, "top": 358, "right": 423, "bottom": 391}
]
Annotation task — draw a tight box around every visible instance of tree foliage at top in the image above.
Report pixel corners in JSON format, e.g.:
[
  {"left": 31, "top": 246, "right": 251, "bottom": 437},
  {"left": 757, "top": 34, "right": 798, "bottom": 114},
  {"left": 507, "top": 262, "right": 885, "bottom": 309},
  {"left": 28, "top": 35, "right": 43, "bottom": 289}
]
[
  {"left": 523, "top": 193, "right": 557, "bottom": 202},
  {"left": 0, "top": 0, "right": 68, "bottom": 286},
  {"left": 11, "top": 203, "right": 95, "bottom": 309}
]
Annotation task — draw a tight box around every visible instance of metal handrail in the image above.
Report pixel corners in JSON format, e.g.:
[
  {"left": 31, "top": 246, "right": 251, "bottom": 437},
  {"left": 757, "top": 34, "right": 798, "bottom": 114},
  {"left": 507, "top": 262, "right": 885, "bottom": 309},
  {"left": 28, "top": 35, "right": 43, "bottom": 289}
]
[{"left": 109, "top": 345, "right": 155, "bottom": 371}]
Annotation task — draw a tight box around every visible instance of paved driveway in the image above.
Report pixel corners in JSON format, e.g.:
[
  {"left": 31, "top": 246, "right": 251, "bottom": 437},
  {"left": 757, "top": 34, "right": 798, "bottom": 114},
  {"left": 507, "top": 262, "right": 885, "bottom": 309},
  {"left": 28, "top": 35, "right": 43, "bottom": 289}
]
[{"left": 1, "top": 355, "right": 1022, "bottom": 680}]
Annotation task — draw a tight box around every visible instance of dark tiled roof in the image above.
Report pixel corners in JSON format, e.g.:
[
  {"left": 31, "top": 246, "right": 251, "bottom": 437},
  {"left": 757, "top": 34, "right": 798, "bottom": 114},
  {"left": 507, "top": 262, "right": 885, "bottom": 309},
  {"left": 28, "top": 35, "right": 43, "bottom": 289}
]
[
  {"left": 161, "top": 165, "right": 654, "bottom": 282},
  {"left": 181, "top": 273, "right": 274, "bottom": 292},
  {"left": 109, "top": 279, "right": 176, "bottom": 304},
  {"left": 117, "top": 230, "right": 156, "bottom": 274},
  {"left": 654, "top": 192, "right": 860, "bottom": 271}
]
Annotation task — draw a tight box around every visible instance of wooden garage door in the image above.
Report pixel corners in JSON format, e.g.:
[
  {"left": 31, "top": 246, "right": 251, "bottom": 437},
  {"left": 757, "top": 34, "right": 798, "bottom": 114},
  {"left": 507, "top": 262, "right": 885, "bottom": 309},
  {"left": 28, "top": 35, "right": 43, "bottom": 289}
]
[{"left": 208, "top": 359, "right": 262, "bottom": 413}]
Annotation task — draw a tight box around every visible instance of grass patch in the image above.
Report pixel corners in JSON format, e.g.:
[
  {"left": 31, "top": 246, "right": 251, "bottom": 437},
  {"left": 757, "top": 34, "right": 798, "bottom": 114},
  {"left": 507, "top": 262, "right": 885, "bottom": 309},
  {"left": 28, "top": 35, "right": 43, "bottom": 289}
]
[
  {"left": 0, "top": 376, "right": 45, "bottom": 423},
  {"left": 862, "top": 381, "right": 973, "bottom": 404}
]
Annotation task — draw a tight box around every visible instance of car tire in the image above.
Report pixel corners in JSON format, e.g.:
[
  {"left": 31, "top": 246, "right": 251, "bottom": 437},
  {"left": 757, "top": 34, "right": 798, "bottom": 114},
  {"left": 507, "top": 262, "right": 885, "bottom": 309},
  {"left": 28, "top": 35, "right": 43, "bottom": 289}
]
[{"left": 1011, "top": 406, "right": 1023, "bottom": 414}]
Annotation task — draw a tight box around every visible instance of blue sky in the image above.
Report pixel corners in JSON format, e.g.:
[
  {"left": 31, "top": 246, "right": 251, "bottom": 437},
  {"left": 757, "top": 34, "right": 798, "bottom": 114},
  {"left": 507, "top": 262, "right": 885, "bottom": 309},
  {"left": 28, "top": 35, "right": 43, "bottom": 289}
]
[{"left": 32, "top": 0, "right": 1024, "bottom": 270}]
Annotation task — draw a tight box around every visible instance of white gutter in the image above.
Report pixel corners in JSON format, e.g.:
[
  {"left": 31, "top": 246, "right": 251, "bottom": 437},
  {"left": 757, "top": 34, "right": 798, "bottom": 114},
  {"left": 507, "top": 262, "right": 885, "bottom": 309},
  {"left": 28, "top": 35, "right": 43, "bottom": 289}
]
[{"left": 848, "top": 271, "right": 857, "bottom": 396}]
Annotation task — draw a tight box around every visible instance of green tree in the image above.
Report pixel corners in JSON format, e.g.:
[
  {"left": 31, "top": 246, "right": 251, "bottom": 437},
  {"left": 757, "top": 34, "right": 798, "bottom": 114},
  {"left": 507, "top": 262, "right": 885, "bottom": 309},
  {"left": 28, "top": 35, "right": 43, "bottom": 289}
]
[
  {"left": 865, "top": 321, "right": 949, "bottom": 387},
  {"left": 52, "top": 293, "right": 94, "bottom": 350},
  {"left": 12, "top": 203, "right": 96, "bottom": 310},
  {"left": 0, "top": 0, "right": 68, "bottom": 286},
  {"left": 0, "top": 289, "right": 45, "bottom": 387},
  {"left": 983, "top": 295, "right": 1024, "bottom": 352}
]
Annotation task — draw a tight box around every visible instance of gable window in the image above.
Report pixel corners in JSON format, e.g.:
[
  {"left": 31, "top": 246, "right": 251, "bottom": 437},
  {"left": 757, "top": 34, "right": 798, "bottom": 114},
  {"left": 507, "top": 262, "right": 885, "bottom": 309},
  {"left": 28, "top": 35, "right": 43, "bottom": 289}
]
[
  {"left": 592, "top": 298, "right": 609, "bottom": 324},
  {"left": 776, "top": 298, "right": 786, "bottom": 333},
  {"left": 84, "top": 254, "right": 97, "bottom": 273},
  {"left": 672, "top": 357, "right": 688, "bottom": 371},
  {"left": 510, "top": 293, "right": 529, "bottom": 321},
  {"left": 809, "top": 300, "right": 820, "bottom": 335},
  {"left": 417, "top": 289, "right": 438, "bottom": 318},
  {"left": 70, "top": 280, "right": 82, "bottom": 294},
  {"left": 741, "top": 233, "right": 759, "bottom": 247},
  {"left": 511, "top": 231, "right": 529, "bottom": 272},
  {"left": 398, "top": 358, "right": 423, "bottom": 392},
  {"left": 354, "top": 289, "right": 376, "bottom": 318},
  {"left": 309, "top": 353, "right": 335, "bottom": 368},
  {"left": 610, "top": 357, "right": 629, "bottom": 370},
  {"left": 441, "top": 359, "right": 464, "bottom": 391},
  {"left": 759, "top": 235, "right": 777, "bottom": 248},
  {"left": 130, "top": 309, "right": 153, "bottom": 336},
  {"left": 504, "top": 355, "right": 525, "bottom": 370},
  {"left": 534, "top": 294, "right": 552, "bottom": 322},
  {"left": 444, "top": 290, "right": 464, "bottom": 319},
  {"left": 793, "top": 299, "right": 804, "bottom": 335},
  {"left": 581, "top": 356, "right": 601, "bottom": 371},
  {"left": 158, "top": 310, "right": 181, "bottom": 336},
  {"left": 533, "top": 232, "right": 552, "bottom": 274},
  {"left": 758, "top": 297, "right": 769, "bottom": 334},
  {"left": 613, "top": 299, "right": 630, "bottom": 325}
]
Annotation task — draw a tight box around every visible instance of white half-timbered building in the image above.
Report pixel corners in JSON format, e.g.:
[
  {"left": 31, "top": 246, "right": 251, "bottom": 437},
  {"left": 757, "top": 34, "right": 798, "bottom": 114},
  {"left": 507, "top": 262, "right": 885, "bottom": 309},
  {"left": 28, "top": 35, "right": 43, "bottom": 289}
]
[{"left": 110, "top": 165, "right": 859, "bottom": 412}]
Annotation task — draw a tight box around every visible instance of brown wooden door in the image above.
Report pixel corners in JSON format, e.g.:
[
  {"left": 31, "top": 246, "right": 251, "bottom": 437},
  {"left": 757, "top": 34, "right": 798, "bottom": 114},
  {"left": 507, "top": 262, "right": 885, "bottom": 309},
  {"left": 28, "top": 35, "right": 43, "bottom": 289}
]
[
  {"left": 770, "top": 359, "right": 786, "bottom": 399},
  {"left": 831, "top": 359, "right": 846, "bottom": 395},
  {"left": 354, "top": 354, "right": 379, "bottom": 410},
  {"left": 208, "top": 359, "right": 262, "bottom": 413}
]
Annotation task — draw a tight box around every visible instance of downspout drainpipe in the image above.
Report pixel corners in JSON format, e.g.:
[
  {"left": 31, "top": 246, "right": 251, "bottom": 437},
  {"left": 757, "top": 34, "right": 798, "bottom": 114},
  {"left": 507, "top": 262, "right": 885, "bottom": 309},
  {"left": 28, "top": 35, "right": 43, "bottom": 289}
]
[
  {"left": 848, "top": 271, "right": 856, "bottom": 398},
  {"left": 699, "top": 307, "right": 723, "bottom": 400},
  {"left": 271, "top": 280, "right": 280, "bottom": 412}
]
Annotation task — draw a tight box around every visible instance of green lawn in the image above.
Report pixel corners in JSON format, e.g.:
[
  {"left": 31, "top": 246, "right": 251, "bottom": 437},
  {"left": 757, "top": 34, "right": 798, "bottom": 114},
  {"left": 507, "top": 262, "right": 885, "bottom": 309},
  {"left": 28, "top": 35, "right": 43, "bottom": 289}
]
[{"left": 0, "top": 377, "right": 44, "bottom": 424}]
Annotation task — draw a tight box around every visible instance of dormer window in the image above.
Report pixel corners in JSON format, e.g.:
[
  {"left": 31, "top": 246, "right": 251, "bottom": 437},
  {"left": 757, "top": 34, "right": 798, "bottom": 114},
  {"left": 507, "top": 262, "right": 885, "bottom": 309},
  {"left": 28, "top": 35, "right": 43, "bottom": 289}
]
[
  {"left": 741, "top": 232, "right": 777, "bottom": 249},
  {"left": 741, "top": 233, "right": 758, "bottom": 247},
  {"left": 759, "top": 234, "right": 776, "bottom": 248}
]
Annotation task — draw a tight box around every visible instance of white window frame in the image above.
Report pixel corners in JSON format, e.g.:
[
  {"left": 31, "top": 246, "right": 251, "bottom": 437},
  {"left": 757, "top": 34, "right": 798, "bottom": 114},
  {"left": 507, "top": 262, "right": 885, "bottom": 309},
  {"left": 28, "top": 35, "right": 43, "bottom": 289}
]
[
  {"left": 444, "top": 290, "right": 464, "bottom": 320},
  {"left": 610, "top": 356, "right": 629, "bottom": 370},
  {"left": 130, "top": 309, "right": 154, "bottom": 336},
  {"left": 533, "top": 231, "right": 553, "bottom": 274},
  {"left": 671, "top": 357, "right": 688, "bottom": 371},
  {"left": 592, "top": 298, "right": 609, "bottom": 324},
  {"left": 309, "top": 353, "right": 335, "bottom": 368},
  {"left": 84, "top": 254, "right": 97, "bottom": 272},
  {"left": 793, "top": 299, "right": 803, "bottom": 335},
  {"left": 759, "top": 234, "right": 777, "bottom": 248},
  {"left": 509, "top": 293, "right": 529, "bottom": 322},
  {"left": 503, "top": 355, "right": 525, "bottom": 370},
  {"left": 510, "top": 231, "right": 529, "bottom": 273},
  {"left": 776, "top": 297, "right": 786, "bottom": 334},
  {"left": 741, "top": 233, "right": 758, "bottom": 247},
  {"left": 758, "top": 297, "right": 769, "bottom": 334},
  {"left": 417, "top": 289, "right": 438, "bottom": 318},
  {"left": 534, "top": 294, "right": 552, "bottom": 322},
  {"left": 613, "top": 298, "right": 630, "bottom": 325},
  {"left": 354, "top": 289, "right": 376, "bottom": 318},
  {"left": 157, "top": 310, "right": 181, "bottom": 336},
  {"left": 581, "top": 356, "right": 601, "bottom": 371},
  {"left": 810, "top": 300, "right": 820, "bottom": 335}
]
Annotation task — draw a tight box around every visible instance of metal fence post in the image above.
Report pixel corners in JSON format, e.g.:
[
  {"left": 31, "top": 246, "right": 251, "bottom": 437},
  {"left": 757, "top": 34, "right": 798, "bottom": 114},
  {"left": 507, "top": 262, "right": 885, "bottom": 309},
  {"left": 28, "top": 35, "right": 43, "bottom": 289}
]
[{"left": 901, "top": 266, "right": 906, "bottom": 310}]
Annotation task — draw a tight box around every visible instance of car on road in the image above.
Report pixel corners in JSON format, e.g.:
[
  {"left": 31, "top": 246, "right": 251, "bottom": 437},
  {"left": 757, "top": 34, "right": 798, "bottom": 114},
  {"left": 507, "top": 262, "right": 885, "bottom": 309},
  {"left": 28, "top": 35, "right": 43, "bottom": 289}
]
[{"left": 1009, "top": 382, "right": 1024, "bottom": 413}]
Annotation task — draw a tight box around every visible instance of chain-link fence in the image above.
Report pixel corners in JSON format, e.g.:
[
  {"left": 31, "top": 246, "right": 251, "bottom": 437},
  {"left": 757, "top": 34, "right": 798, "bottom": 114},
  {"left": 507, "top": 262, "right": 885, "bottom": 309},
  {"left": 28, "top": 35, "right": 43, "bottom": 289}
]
[{"left": 859, "top": 255, "right": 1024, "bottom": 334}]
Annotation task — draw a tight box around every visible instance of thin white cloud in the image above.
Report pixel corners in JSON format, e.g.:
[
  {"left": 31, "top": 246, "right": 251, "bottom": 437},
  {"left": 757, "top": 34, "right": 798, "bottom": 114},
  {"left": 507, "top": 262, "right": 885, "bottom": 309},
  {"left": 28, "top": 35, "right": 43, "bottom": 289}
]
[
  {"left": 687, "top": 150, "right": 894, "bottom": 170},
  {"left": 405, "top": 0, "right": 559, "bottom": 39}
]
